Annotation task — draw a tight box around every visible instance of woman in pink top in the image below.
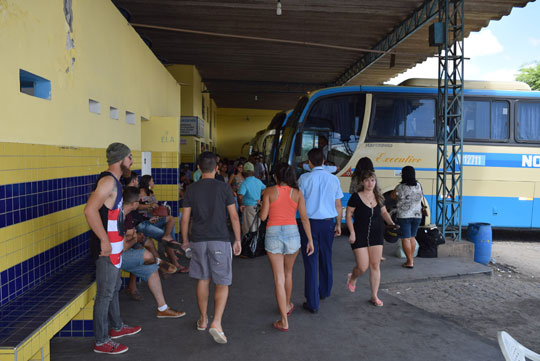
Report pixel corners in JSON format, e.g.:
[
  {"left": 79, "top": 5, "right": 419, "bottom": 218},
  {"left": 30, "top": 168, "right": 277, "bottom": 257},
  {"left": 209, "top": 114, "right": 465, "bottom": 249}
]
[{"left": 260, "top": 163, "right": 314, "bottom": 332}]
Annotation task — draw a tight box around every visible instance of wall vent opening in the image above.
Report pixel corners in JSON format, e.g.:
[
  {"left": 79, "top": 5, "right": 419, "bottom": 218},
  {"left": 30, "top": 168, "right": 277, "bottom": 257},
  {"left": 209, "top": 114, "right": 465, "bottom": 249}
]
[
  {"left": 89, "top": 99, "right": 100, "bottom": 114},
  {"left": 126, "top": 111, "right": 135, "bottom": 124},
  {"left": 19, "top": 69, "right": 51, "bottom": 100}
]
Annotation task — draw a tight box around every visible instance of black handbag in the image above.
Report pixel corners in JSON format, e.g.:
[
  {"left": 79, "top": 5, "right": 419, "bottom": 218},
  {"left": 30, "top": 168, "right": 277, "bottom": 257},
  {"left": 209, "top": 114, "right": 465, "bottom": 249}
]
[
  {"left": 416, "top": 226, "right": 445, "bottom": 258},
  {"left": 240, "top": 214, "right": 266, "bottom": 258}
]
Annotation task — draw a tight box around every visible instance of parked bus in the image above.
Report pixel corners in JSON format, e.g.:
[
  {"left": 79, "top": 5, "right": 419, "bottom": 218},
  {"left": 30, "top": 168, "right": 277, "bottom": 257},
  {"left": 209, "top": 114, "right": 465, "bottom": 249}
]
[
  {"left": 268, "top": 110, "right": 292, "bottom": 176},
  {"left": 274, "top": 79, "right": 540, "bottom": 228},
  {"left": 248, "top": 110, "right": 292, "bottom": 166}
]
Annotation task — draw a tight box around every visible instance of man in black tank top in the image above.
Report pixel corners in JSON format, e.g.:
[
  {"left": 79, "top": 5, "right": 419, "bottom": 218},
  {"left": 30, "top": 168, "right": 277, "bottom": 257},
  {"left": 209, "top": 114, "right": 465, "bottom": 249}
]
[{"left": 85, "top": 143, "right": 141, "bottom": 355}]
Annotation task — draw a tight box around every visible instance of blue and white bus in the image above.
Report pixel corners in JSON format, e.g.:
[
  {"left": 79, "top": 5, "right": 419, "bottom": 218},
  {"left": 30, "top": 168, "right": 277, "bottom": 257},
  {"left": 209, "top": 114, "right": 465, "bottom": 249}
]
[{"left": 274, "top": 79, "right": 540, "bottom": 228}]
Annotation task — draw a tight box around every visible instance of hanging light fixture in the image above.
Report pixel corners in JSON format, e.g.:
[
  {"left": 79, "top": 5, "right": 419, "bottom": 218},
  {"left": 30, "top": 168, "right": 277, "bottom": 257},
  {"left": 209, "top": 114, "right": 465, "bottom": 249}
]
[{"left": 276, "top": 0, "right": 282, "bottom": 16}]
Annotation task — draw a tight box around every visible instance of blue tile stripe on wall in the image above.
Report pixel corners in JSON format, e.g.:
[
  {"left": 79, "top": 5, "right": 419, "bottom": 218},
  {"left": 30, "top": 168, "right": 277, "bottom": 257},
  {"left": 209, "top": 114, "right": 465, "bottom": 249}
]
[
  {"left": 0, "top": 175, "right": 100, "bottom": 228},
  {"left": 151, "top": 168, "right": 179, "bottom": 217},
  {"left": 0, "top": 231, "right": 91, "bottom": 307},
  {"left": 151, "top": 168, "right": 178, "bottom": 185},
  {"left": 57, "top": 319, "right": 94, "bottom": 338}
]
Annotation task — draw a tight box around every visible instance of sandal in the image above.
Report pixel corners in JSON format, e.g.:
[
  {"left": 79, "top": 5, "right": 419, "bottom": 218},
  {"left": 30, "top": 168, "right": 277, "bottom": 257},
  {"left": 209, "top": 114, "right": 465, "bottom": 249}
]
[
  {"left": 371, "top": 298, "right": 384, "bottom": 307},
  {"left": 286, "top": 303, "right": 294, "bottom": 316},
  {"left": 196, "top": 319, "right": 207, "bottom": 331},
  {"left": 124, "top": 288, "right": 143, "bottom": 301},
  {"left": 209, "top": 327, "right": 228, "bottom": 344},
  {"left": 347, "top": 273, "right": 356, "bottom": 293},
  {"left": 401, "top": 263, "right": 414, "bottom": 269},
  {"left": 176, "top": 265, "right": 189, "bottom": 273},
  {"left": 273, "top": 320, "right": 288, "bottom": 332},
  {"left": 159, "top": 260, "right": 177, "bottom": 274}
]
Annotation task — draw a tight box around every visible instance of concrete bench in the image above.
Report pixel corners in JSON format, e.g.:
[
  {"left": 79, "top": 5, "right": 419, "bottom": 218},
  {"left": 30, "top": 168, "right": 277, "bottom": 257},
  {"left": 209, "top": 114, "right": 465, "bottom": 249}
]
[{"left": 0, "top": 257, "right": 95, "bottom": 361}]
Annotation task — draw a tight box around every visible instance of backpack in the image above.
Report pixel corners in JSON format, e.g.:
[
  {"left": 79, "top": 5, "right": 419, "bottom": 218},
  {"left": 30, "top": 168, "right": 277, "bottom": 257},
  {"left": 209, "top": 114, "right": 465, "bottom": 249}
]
[{"left": 416, "top": 226, "right": 444, "bottom": 258}]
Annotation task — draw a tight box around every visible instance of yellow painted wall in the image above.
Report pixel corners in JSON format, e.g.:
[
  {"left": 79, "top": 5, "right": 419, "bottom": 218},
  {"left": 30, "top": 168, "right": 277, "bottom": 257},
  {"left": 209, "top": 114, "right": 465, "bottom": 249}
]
[
  {"left": 0, "top": 0, "right": 181, "bottom": 333},
  {"left": 142, "top": 116, "right": 180, "bottom": 153},
  {"left": 210, "top": 99, "right": 218, "bottom": 149},
  {"left": 180, "top": 136, "right": 196, "bottom": 164},
  {"left": 216, "top": 108, "right": 280, "bottom": 159},
  {"left": 0, "top": 0, "right": 180, "bottom": 150},
  {"left": 167, "top": 64, "right": 220, "bottom": 161},
  {"left": 167, "top": 64, "right": 203, "bottom": 120}
]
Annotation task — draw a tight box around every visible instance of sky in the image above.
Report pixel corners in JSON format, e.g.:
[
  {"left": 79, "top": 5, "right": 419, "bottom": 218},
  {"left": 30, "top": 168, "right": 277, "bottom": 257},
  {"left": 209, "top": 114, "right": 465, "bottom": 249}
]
[{"left": 387, "top": 0, "right": 540, "bottom": 84}]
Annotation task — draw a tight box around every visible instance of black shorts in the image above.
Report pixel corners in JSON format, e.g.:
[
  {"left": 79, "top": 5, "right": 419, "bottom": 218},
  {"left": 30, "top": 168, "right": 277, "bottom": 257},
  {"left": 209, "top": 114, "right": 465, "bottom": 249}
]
[{"left": 350, "top": 237, "right": 384, "bottom": 250}]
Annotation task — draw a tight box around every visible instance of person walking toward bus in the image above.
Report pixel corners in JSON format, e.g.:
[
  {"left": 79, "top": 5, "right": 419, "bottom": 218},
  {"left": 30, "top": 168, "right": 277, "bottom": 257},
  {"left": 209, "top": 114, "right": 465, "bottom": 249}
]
[
  {"left": 181, "top": 152, "right": 242, "bottom": 344},
  {"left": 392, "top": 166, "right": 423, "bottom": 268},
  {"left": 259, "top": 163, "right": 314, "bottom": 331},
  {"left": 346, "top": 170, "right": 396, "bottom": 307},
  {"left": 298, "top": 148, "right": 343, "bottom": 313}
]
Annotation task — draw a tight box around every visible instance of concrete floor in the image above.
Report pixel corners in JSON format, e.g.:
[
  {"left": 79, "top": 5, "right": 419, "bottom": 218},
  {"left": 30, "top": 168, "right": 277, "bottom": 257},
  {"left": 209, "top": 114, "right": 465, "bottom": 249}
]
[{"left": 51, "top": 238, "right": 502, "bottom": 361}]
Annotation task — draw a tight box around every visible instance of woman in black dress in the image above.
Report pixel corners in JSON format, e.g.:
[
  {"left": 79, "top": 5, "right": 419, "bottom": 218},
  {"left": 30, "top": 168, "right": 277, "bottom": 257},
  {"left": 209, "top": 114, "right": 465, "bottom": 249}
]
[{"left": 345, "top": 170, "right": 395, "bottom": 306}]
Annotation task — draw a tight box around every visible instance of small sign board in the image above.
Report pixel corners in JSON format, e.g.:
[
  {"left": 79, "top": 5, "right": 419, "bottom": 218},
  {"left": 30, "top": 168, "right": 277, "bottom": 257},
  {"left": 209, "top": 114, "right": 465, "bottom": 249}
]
[{"left": 181, "top": 116, "right": 204, "bottom": 137}]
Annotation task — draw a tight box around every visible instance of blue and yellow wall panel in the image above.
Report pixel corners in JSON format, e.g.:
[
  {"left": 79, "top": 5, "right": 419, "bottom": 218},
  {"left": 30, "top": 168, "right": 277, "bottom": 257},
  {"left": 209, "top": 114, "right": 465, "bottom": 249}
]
[
  {"left": 0, "top": 0, "right": 181, "bottom": 354},
  {"left": 0, "top": 143, "right": 142, "bottom": 305}
]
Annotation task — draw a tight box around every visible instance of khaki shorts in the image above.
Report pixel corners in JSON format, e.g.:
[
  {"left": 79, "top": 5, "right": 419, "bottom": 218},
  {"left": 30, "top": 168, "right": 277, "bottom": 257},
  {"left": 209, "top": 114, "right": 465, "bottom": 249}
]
[{"left": 189, "top": 241, "right": 233, "bottom": 286}]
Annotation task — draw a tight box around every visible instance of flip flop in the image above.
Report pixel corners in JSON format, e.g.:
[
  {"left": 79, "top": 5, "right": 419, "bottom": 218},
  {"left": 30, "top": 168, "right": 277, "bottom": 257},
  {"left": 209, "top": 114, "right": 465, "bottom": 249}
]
[
  {"left": 196, "top": 319, "right": 207, "bottom": 331},
  {"left": 176, "top": 265, "right": 189, "bottom": 273},
  {"left": 347, "top": 273, "right": 356, "bottom": 293},
  {"left": 287, "top": 303, "right": 294, "bottom": 316},
  {"left": 124, "top": 288, "right": 143, "bottom": 301},
  {"left": 371, "top": 299, "right": 384, "bottom": 307},
  {"left": 273, "top": 321, "right": 288, "bottom": 332},
  {"left": 209, "top": 327, "right": 228, "bottom": 344},
  {"left": 401, "top": 263, "right": 414, "bottom": 269}
]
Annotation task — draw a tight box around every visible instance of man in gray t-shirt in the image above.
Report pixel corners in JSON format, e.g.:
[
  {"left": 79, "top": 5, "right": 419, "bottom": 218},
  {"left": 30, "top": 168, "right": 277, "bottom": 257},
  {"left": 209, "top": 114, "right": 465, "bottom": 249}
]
[{"left": 181, "top": 152, "right": 241, "bottom": 345}]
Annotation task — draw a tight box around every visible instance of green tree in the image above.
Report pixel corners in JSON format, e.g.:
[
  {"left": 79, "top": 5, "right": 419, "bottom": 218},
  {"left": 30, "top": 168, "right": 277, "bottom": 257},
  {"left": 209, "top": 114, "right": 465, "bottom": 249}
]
[{"left": 516, "top": 62, "right": 540, "bottom": 90}]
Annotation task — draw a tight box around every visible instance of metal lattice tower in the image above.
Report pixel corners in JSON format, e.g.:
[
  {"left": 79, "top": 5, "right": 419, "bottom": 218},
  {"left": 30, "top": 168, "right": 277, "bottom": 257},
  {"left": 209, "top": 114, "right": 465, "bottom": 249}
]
[{"left": 436, "top": 0, "right": 465, "bottom": 241}]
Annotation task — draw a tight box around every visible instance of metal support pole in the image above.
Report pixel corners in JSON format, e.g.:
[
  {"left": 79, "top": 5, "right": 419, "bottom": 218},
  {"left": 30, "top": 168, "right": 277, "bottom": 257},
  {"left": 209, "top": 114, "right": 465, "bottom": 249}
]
[{"left": 436, "top": 0, "right": 465, "bottom": 241}]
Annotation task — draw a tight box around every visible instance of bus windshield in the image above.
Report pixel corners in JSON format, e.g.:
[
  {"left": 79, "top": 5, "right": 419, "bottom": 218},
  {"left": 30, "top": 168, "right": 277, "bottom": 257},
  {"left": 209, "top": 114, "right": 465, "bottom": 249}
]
[
  {"left": 290, "top": 93, "right": 366, "bottom": 174},
  {"left": 276, "top": 97, "right": 308, "bottom": 166}
]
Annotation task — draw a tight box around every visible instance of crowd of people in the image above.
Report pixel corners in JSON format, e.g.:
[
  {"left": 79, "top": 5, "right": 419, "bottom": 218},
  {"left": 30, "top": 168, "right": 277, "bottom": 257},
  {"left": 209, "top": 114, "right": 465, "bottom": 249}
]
[{"left": 85, "top": 143, "right": 424, "bottom": 354}]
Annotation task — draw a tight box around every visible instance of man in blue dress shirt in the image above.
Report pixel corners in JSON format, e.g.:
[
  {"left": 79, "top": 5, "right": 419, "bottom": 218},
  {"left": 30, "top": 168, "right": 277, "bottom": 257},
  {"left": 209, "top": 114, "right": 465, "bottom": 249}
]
[{"left": 298, "top": 148, "right": 343, "bottom": 313}]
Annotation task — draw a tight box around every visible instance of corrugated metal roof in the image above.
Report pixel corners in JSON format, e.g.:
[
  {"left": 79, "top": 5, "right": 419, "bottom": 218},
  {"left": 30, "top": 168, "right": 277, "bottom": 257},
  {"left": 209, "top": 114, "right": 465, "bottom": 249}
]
[{"left": 112, "top": 0, "right": 533, "bottom": 109}]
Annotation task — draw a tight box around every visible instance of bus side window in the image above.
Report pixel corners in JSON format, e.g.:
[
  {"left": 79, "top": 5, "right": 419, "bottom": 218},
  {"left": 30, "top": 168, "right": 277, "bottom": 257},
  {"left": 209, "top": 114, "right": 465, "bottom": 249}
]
[
  {"left": 516, "top": 101, "right": 540, "bottom": 142},
  {"left": 370, "top": 96, "right": 434, "bottom": 138},
  {"left": 463, "top": 100, "right": 509, "bottom": 141}
]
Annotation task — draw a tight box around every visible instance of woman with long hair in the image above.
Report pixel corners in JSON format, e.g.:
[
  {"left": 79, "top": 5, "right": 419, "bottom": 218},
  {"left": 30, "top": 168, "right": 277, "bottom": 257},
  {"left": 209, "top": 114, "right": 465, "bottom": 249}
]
[
  {"left": 349, "top": 157, "right": 375, "bottom": 194},
  {"left": 345, "top": 170, "right": 395, "bottom": 307},
  {"left": 259, "top": 163, "right": 314, "bottom": 331},
  {"left": 392, "top": 166, "right": 423, "bottom": 268},
  {"left": 228, "top": 162, "right": 246, "bottom": 195}
]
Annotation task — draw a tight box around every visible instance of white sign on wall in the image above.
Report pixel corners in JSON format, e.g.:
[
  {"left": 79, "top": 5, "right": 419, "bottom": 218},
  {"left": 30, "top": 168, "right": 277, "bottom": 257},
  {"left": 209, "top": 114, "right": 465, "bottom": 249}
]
[
  {"left": 181, "top": 116, "right": 204, "bottom": 137},
  {"left": 142, "top": 152, "right": 152, "bottom": 175}
]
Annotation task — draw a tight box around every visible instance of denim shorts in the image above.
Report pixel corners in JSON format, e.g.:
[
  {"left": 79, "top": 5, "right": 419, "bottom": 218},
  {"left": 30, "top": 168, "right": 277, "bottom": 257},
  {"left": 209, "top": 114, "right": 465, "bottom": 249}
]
[
  {"left": 265, "top": 225, "right": 301, "bottom": 255},
  {"left": 136, "top": 217, "right": 176, "bottom": 241},
  {"left": 121, "top": 248, "right": 158, "bottom": 281},
  {"left": 397, "top": 217, "right": 422, "bottom": 239}
]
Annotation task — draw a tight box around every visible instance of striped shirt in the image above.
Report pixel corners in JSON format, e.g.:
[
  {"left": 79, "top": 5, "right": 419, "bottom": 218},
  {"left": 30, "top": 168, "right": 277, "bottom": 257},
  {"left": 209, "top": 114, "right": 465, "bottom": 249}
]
[{"left": 90, "top": 172, "right": 124, "bottom": 268}]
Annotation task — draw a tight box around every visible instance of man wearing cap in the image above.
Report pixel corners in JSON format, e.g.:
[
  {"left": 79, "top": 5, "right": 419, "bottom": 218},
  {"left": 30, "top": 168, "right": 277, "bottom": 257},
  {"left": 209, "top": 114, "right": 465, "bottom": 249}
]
[
  {"left": 238, "top": 161, "right": 266, "bottom": 236},
  {"left": 85, "top": 143, "right": 141, "bottom": 355}
]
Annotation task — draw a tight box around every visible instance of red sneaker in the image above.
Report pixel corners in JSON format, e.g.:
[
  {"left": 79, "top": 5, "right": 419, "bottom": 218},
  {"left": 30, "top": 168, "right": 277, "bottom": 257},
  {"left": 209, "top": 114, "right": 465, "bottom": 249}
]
[
  {"left": 94, "top": 340, "right": 128, "bottom": 354},
  {"left": 109, "top": 324, "right": 142, "bottom": 339}
]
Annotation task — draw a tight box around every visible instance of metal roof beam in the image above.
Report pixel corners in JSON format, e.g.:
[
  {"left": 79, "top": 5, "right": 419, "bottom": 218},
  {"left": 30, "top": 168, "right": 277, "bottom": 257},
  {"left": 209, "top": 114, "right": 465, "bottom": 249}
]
[{"left": 334, "top": 0, "right": 439, "bottom": 86}]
